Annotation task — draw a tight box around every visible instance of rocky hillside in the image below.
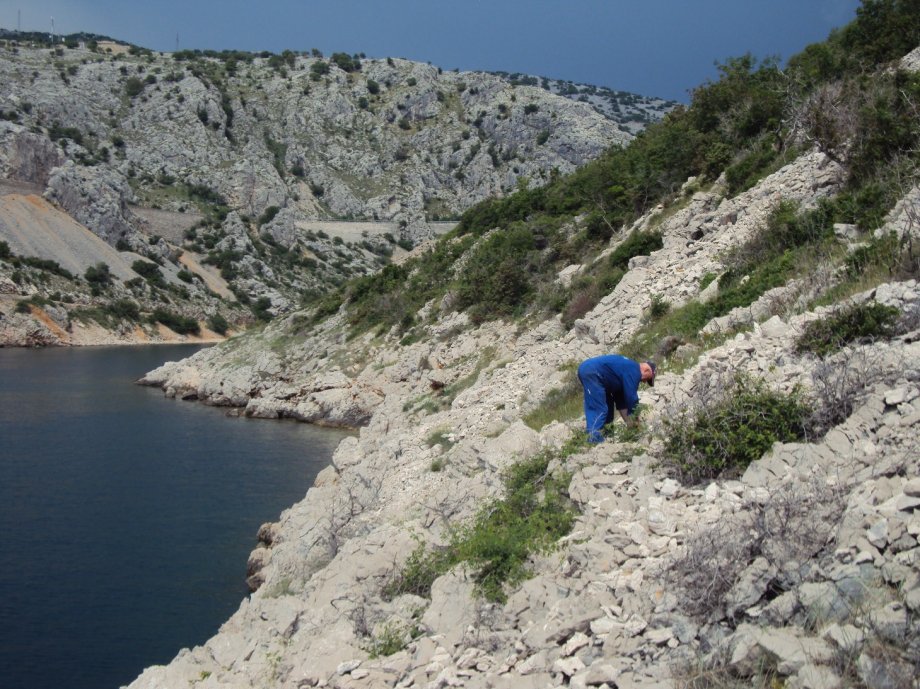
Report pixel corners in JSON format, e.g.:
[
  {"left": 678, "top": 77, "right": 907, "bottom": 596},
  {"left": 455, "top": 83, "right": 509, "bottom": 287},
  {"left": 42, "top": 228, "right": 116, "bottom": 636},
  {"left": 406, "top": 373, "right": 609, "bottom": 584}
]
[
  {"left": 491, "top": 71, "right": 676, "bottom": 135},
  {"left": 129, "top": 8, "right": 920, "bottom": 686},
  {"left": 0, "top": 36, "right": 642, "bottom": 344}
]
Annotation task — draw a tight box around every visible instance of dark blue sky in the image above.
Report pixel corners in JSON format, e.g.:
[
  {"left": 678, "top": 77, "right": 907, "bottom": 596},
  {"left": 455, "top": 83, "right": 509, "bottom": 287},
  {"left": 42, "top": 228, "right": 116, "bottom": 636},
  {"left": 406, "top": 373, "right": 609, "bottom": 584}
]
[{"left": 6, "top": 1, "right": 862, "bottom": 101}]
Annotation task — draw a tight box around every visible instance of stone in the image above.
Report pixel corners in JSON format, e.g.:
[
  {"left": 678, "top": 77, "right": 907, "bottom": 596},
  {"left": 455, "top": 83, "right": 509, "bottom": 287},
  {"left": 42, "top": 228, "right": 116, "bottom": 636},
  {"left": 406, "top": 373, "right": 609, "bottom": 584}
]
[
  {"left": 562, "top": 632, "right": 591, "bottom": 656},
  {"left": 553, "top": 656, "right": 586, "bottom": 677},
  {"left": 516, "top": 651, "right": 548, "bottom": 676},
  {"left": 757, "top": 630, "right": 833, "bottom": 675},
  {"left": 584, "top": 662, "right": 621, "bottom": 685},
  {"left": 798, "top": 583, "right": 847, "bottom": 622},
  {"left": 904, "top": 478, "right": 920, "bottom": 497},
  {"left": 658, "top": 479, "right": 681, "bottom": 498},
  {"left": 336, "top": 660, "right": 361, "bottom": 675},
  {"left": 759, "top": 315, "right": 791, "bottom": 339},
  {"left": 644, "top": 627, "right": 674, "bottom": 645},
  {"left": 884, "top": 388, "right": 908, "bottom": 407},
  {"left": 867, "top": 519, "right": 889, "bottom": 549},
  {"left": 420, "top": 571, "right": 478, "bottom": 649},
  {"left": 791, "top": 663, "right": 841, "bottom": 689},
  {"left": 857, "top": 652, "right": 915, "bottom": 689},
  {"left": 822, "top": 624, "right": 865, "bottom": 652},
  {"left": 868, "top": 602, "right": 908, "bottom": 642},
  {"left": 725, "top": 557, "right": 776, "bottom": 617}
]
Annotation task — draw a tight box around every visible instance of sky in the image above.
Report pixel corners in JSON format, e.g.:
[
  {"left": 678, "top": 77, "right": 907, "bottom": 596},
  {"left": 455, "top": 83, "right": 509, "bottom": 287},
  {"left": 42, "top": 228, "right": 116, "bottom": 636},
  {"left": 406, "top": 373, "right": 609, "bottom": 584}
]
[{"left": 2, "top": 1, "right": 863, "bottom": 102}]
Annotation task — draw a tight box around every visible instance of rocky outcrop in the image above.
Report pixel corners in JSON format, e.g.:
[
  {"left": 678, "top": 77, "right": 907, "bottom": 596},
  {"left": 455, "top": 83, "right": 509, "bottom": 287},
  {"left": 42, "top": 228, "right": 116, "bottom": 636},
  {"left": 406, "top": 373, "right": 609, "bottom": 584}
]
[
  {"left": 44, "top": 161, "right": 147, "bottom": 247},
  {"left": 0, "top": 123, "right": 65, "bottom": 185},
  {"left": 128, "top": 139, "right": 920, "bottom": 689}
]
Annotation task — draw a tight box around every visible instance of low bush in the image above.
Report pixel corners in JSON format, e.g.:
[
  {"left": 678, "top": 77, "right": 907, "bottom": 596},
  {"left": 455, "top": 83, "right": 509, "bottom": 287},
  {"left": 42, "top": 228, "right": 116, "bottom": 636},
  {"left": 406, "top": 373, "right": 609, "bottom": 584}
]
[
  {"left": 13, "top": 256, "right": 75, "bottom": 280},
  {"left": 383, "top": 447, "right": 576, "bottom": 603},
  {"left": 795, "top": 301, "right": 900, "bottom": 356},
  {"left": 661, "top": 375, "right": 810, "bottom": 484},
  {"left": 131, "top": 260, "right": 166, "bottom": 287},
  {"left": 151, "top": 308, "right": 200, "bottom": 335},
  {"left": 207, "top": 313, "right": 229, "bottom": 335},
  {"left": 105, "top": 299, "right": 140, "bottom": 321}
]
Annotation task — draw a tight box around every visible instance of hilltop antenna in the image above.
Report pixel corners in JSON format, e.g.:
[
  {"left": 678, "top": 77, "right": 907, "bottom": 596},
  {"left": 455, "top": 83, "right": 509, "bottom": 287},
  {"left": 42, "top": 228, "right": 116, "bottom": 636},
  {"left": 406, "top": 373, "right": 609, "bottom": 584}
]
[
  {"left": 18, "top": 9, "right": 21, "bottom": 32},
  {"left": 50, "top": 16, "right": 54, "bottom": 44},
  {"left": 175, "top": 32, "right": 179, "bottom": 52}
]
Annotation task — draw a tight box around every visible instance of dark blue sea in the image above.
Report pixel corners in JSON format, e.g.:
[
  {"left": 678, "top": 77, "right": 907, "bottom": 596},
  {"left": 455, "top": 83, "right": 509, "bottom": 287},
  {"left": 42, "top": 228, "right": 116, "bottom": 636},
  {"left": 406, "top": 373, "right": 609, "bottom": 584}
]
[{"left": 0, "top": 345, "right": 346, "bottom": 689}]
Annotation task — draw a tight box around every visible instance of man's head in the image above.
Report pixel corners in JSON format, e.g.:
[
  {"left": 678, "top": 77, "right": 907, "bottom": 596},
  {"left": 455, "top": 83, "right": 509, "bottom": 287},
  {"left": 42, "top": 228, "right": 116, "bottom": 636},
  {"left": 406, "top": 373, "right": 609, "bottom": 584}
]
[{"left": 639, "top": 360, "right": 656, "bottom": 386}]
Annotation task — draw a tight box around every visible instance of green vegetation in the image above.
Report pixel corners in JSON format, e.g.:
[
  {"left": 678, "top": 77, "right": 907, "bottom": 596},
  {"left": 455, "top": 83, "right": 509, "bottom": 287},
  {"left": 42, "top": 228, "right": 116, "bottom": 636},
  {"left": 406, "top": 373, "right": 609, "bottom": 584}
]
[
  {"left": 795, "top": 301, "right": 900, "bottom": 356},
  {"left": 661, "top": 376, "right": 810, "bottom": 484},
  {"left": 364, "top": 621, "right": 419, "bottom": 659},
  {"left": 8, "top": 255, "right": 75, "bottom": 280},
  {"left": 0, "top": 241, "right": 10, "bottom": 260},
  {"left": 124, "top": 76, "right": 144, "bottom": 97},
  {"left": 151, "top": 308, "right": 200, "bottom": 335},
  {"left": 251, "top": 296, "right": 273, "bottom": 322},
  {"left": 71, "top": 299, "right": 141, "bottom": 328},
  {"left": 383, "top": 444, "right": 577, "bottom": 602},
  {"left": 425, "top": 428, "right": 456, "bottom": 450},
  {"left": 131, "top": 260, "right": 166, "bottom": 288},
  {"left": 207, "top": 313, "right": 229, "bottom": 335},
  {"left": 523, "top": 362, "right": 583, "bottom": 430}
]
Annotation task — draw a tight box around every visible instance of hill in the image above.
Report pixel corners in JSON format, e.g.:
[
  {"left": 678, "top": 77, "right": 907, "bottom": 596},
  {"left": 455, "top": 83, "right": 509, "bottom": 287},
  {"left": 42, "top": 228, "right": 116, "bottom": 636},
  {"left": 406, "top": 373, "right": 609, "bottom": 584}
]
[
  {"left": 0, "top": 36, "right": 650, "bottom": 343},
  {"left": 130, "top": 2, "right": 920, "bottom": 687}
]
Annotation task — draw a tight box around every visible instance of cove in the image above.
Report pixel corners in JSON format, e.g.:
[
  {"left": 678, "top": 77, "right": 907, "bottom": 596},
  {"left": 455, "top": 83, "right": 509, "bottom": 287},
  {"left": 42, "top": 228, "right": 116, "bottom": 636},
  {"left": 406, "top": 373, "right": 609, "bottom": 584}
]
[{"left": 0, "top": 345, "right": 347, "bottom": 689}]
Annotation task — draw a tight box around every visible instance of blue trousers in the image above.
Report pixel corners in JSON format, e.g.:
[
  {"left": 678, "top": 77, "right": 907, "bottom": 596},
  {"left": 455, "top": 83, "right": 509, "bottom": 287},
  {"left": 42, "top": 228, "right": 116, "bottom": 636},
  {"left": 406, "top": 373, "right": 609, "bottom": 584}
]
[{"left": 578, "top": 369, "right": 618, "bottom": 443}]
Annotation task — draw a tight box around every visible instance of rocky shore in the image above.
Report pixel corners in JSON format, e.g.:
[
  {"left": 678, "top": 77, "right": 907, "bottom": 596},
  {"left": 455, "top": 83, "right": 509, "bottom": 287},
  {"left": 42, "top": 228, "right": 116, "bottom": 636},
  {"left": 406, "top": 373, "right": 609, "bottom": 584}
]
[{"left": 131, "top": 142, "right": 920, "bottom": 689}]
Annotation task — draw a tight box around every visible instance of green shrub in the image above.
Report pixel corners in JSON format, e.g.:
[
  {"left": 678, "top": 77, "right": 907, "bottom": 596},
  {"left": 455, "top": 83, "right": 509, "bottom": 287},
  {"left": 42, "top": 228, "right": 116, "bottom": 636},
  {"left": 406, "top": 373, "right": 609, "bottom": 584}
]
[
  {"left": 845, "top": 231, "right": 902, "bottom": 278},
  {"left": 207, "top": 313, "right": 229, "bottom": 335},
  {"left": 84, "top": 262, "right": 112, "bottom": 286},
  {"left": 661, "top": 376, "right": 810, "bottom": 484},
  {"left": 608, "top": 230, "right": 663, "bottom": 270},
  {"left": 384, "top": 448, "right": 575, "bottom": 603},
  {"left": 0, "top": 240, "right": 10, "bottom": 259},
  {"left": 124, "top": 77, "right": 144, "bottom": 97},
  {"left": 105, "top": 299, "right": 141, "bottom": 321},
  {"left": 151, "top": 308, "right": 200, "bottom": 335},
  {"left": 14, "top": 256, "right": 75, "bottom": 280},
  {"left": 251, "top": 296, "right": 272, "bottom": 322},
  {"left": 258, "top": 205, "right": 280, "bottom": 227},
  {"left": 795, "top": 301, "right": 900, "bottom": 356},
  {"left": 131, "top": 260, "right": 166, "bottom": 288},
  {"left": 15, "top": 300, "right": 31, "bottom": 314}
]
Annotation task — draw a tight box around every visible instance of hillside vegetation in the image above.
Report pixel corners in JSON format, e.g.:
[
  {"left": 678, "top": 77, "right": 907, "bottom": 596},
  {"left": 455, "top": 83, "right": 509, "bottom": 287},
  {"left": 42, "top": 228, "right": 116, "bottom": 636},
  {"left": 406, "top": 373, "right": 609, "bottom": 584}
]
[{"left": 323, "top": 0, "right": 919, "bottom": 345}]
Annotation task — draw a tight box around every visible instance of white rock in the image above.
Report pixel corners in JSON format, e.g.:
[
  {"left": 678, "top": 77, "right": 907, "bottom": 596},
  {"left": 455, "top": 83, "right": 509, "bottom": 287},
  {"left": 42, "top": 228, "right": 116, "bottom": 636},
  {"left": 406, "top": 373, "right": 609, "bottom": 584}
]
[
  {"left": 553, "top": 656, "right": 586, "bottom": 677},
  {"left": 336, "top": 660, "right": 362, "bottom": 675},
  {"left": 562, "top": 632, "right": 591, "bottom": 657}
]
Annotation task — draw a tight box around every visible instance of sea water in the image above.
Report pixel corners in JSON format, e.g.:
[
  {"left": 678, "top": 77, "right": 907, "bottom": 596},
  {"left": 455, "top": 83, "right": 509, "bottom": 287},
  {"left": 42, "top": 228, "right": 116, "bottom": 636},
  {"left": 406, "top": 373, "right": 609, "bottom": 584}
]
[{"left": 0, "top": 345, "right": 346, "bottom": 689}]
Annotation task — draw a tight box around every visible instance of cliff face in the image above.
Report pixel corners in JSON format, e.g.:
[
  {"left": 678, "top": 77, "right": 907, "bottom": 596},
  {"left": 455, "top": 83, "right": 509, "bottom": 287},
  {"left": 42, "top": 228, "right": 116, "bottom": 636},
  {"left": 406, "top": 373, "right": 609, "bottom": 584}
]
[
  {"left": 133, "top": 137, "right": 920, "bottom": 688},
  {"left": 0, "top": 40, "right": 653, "bottom": 343}
]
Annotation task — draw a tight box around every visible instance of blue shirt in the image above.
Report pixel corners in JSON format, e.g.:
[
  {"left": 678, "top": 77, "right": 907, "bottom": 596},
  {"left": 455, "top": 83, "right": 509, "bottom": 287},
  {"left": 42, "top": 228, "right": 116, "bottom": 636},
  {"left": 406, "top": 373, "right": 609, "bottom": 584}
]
[{"left": 577, "top": 355, "right": 641, "bottom": 414}]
